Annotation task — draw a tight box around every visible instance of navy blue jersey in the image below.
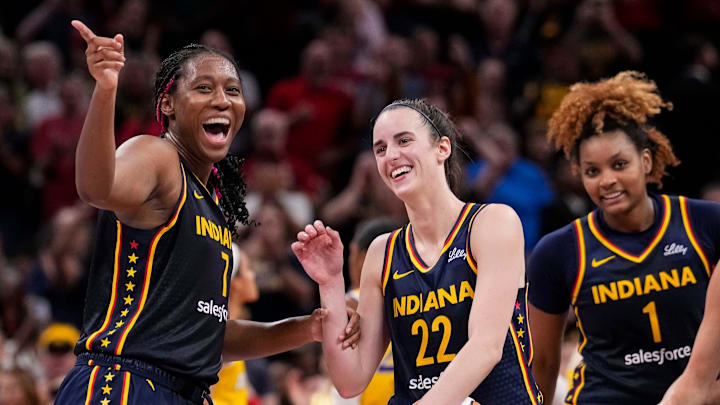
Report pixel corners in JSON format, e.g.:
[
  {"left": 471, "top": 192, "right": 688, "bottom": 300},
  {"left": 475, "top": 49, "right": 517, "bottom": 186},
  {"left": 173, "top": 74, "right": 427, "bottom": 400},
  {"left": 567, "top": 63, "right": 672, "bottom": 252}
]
[
  {"left": 382, "top": 203, "right": 542, "bottom": 405},
  {"left": 75, "top": 162, "right": 233, "bottom": 387},
  {"left": 529, "top": 194, "right": 720, "bottom": 404}
]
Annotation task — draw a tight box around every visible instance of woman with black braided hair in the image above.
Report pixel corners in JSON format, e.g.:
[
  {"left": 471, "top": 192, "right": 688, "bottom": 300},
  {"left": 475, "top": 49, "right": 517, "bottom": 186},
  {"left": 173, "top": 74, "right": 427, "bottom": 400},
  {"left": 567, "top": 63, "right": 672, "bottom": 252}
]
[{"left": 54, "top": 21, "right": 359, "bottom": 405}]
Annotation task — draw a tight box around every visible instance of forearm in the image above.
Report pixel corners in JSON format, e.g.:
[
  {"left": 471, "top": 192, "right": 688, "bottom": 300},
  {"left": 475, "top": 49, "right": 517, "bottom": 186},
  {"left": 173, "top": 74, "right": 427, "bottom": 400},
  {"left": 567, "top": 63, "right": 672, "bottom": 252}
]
[
  {"left": 223, "top": 316, "right": 314, "bottom": 361},
  {"left": 680, "top": 272, "right": 720, "bottom": 384},
  {"left": 532, "top": 354, "right": 561, "bottom": 402},
  {"left": 418, "top": 338, "right": 503, "bottom": 404},
  {"left": 318, "top": 276, "right": 371, "bottom": 397},
  {"left": 75, "top": 84, "right": 119, "bottom": 204}
]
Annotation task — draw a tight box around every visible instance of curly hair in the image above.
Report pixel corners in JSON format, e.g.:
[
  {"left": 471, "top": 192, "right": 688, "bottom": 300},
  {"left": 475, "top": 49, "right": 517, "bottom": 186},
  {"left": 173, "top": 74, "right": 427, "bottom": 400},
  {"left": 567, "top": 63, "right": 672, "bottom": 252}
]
[
  {"left": 547, "top": 71, "right": 680, "bottom": 186},
  {"left": 154, "top": 44, "right": 250, "bottom": 238}
]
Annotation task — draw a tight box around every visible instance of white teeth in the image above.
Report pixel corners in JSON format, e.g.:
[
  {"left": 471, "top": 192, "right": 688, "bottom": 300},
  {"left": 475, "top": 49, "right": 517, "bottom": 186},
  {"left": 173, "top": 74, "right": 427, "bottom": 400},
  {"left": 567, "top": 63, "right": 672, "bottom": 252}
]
[
  {"left": 204, "top": 117, "right": 230, "bottom": 125},
  {"left": 391, "top": 166, "right": 411, "bottom": 178},
  {"left": 604, "top": 191, "right": 622, "bottom": 199}
]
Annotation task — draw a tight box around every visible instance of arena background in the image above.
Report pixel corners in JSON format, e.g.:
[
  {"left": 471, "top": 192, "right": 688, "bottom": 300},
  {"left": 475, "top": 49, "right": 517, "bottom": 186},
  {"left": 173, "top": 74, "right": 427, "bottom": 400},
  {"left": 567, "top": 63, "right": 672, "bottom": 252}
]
[{"left": 1, "top": 0, "right": 719, "bottom": 404}]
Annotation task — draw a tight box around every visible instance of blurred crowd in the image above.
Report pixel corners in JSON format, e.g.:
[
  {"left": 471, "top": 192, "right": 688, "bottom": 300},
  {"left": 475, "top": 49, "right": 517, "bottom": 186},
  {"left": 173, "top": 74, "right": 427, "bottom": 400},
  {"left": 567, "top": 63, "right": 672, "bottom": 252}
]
[{"left": 1, "top": 0, "right": 720, "bottom": 404}]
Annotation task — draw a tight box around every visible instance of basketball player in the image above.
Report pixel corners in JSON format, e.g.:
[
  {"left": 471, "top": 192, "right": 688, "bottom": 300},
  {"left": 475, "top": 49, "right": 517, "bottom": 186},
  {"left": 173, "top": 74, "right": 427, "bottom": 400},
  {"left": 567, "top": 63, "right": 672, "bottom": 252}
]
[
  {"left": 659, "top": 270, "right": 720, "bottom": 404},
  {"left": 55, "top": 21, "right": 357, "bottom": 405},
  {"left": 528, "top": 71, "right": 720, "bottom": 404},
  {"left": 293, "top": 99, "right": 542, "bottom": 404}
]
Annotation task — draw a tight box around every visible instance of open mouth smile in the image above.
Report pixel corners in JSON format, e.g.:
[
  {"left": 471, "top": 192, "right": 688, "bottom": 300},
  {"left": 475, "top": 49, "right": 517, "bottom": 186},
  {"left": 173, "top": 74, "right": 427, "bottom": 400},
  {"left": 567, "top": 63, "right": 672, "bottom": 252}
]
[{"left": 202, "top": 117, "right": 230, "bottom": 144}]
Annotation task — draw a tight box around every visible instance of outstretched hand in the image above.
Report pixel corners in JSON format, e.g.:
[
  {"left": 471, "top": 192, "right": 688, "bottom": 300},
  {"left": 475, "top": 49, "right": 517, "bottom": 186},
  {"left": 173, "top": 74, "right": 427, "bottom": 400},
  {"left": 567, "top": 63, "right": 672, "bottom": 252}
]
[
  {"left": 71, "top": 20, "right": 125, "bottom": 89},
  {"left": 291, "top": 220, "right": 344, "bottom": 286}
]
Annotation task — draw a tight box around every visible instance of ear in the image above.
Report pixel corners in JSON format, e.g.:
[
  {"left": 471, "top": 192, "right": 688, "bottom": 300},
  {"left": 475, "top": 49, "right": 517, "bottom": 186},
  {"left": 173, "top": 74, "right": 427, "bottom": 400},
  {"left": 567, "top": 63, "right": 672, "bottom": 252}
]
[
  {"left": 570, "top": 162, "right": 580, "bottom": 178},
  {"left": 160, "top": 94, "right": 174, "bottom": 118},
  {"left": 437, "top": 136, "right": 452, "bottom": 163},
  {"left": 640, "top": 148, "right": 652, "bottom": 175}
]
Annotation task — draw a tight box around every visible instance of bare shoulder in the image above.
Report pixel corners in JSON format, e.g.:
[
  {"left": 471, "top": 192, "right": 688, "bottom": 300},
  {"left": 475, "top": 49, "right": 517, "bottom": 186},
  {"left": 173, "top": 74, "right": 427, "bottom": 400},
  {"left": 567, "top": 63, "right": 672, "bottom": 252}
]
[
  {"left": 362, "top": 232, "right": 396, "bottom": 281},
  {"left": 472, "top": 203, "right": 523, "bottom": 240},
  {"left": 116, "top": 135, "right": 177, "bottom": 162}
]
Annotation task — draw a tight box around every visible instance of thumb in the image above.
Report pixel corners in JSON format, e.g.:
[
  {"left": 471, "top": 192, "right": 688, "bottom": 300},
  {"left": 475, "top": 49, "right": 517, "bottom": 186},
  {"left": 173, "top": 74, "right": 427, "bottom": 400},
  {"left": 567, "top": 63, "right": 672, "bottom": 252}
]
[
  {"left": 113, "top": 33, "right": 124, "bottom": 51},
  {"left": 313, "top": 308, "right": 328, "bottom": 319}
]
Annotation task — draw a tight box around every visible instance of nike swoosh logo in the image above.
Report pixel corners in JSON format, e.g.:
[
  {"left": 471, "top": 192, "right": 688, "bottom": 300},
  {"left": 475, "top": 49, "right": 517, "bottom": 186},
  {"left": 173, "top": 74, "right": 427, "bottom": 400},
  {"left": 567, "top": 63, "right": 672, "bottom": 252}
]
[
  {"left": 393, "top": 270, "right": 414, "bottom": 280},
  {"left": 193, "top": 190, "right": 204, "bottom": 199},
  {"left": 591, "top": 255, "right": 616, "bottom": 268}
]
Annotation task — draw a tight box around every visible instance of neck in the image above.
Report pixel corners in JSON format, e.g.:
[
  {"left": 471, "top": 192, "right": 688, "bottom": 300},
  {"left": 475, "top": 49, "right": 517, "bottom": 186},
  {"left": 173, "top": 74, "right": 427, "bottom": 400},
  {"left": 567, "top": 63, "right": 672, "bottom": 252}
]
[
  {"left": 165, "top": 130, "right": 213, "bottom": 184},
  {"left": 405, "top": 188, "right": 464, "bottom": 247},
  {"left": 603, "top": 194, "right": 655, "bottom": 233}
]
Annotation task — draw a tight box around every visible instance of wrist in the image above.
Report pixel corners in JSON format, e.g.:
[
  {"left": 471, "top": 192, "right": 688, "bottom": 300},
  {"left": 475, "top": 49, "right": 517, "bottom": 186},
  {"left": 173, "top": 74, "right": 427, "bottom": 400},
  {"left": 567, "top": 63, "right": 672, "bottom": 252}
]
[
  {"left": 318, "top": 274, "right": 345, "bottom": 292},
  {"left": 94, "top": 82, "right": 118, "bottom": 93}
]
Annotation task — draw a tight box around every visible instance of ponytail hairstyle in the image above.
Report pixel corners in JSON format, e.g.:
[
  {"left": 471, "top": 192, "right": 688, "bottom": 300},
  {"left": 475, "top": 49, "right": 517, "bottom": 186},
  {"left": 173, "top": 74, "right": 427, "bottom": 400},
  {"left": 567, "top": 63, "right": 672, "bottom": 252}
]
[
  {"left": 373, "top": 98, "right": 464, "bottom": 194},
  {"left": 547, "top": 71, "right": 679, "bottom": 187},
  {"left": 154, "top": 44, "right": 250, "bottom": 237}
]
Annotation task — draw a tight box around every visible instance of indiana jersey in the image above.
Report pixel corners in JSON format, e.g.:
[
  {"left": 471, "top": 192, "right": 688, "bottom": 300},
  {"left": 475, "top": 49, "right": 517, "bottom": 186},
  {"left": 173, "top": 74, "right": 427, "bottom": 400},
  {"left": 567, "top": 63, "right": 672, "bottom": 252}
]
[
  {"left": 529, "top": 194, "right": 720, "bottom": 404},
  {"left": 76, "top": 162, "right": 233, "bottom": 387},
  {"left": 381, "top": 202, "right": 541, "bottom": 405}
]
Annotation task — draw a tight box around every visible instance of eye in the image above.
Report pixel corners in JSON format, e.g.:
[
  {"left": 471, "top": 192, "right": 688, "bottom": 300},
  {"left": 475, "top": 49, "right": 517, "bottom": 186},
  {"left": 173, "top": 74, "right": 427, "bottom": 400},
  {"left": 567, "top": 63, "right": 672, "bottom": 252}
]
[
  {"left": 375, "top": 145, "right": 386, "bottom": 155},
  {"left": 226, "top": 87, "right": 241, "bottom": 95},
  {"left": 196, "top": 84, "right": 212, "bottom": 92},
  {"left": 584, "top": 167, "right": 598, "bottom": 177},
  {"left": 613, "top": 160, "right": 628, "bottom": 169},
  {"left": 399, "top": 137, "right": 410, "bottom": 145}
]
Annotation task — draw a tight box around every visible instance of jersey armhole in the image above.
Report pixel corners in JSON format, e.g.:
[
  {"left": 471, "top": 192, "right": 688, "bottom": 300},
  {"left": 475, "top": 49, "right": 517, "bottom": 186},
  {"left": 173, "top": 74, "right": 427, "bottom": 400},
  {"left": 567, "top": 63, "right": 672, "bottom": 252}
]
[
  {"left": 570, "top": 219, "right": 586, "bottom": 305},
  {"left": 381, "top": 229, "right": 402, "bottom": 296},
  {"left": 465, "top": 203, "right": 489, "bottom": 274},
  {"left": 679, "top": 196, "right": 712, "bottom": 276}
]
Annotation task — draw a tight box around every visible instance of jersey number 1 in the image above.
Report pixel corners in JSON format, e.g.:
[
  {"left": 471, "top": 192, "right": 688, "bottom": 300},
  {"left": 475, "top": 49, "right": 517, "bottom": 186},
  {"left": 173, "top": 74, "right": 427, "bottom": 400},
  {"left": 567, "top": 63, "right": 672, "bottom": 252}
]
[
  {"left": 411, "top": 315, "right": 456, "bottom": 367},
  {"left": 642, "top": 301, "right": 662, "bottom": 343}
]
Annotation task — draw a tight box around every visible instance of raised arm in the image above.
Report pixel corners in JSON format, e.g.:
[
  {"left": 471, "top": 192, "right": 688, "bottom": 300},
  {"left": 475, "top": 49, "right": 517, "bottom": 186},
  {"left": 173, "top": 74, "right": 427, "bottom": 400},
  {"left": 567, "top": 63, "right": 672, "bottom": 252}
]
[
  {"left": 417, "top": 204, "right": 525, "bottom": 404},
  {"left": 72, "top": 20, "right": 173, "bottom": 219},
  {"left": 292, "top": 221, "right": 390, "bottom": 397},
  {"left": 660, "top": 266, "right": 720, "bottom": 405}
]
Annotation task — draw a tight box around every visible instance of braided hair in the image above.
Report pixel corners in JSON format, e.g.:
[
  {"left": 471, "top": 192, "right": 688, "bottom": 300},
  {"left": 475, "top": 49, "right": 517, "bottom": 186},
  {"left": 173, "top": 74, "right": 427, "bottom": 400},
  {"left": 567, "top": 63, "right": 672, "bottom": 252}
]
[
  {"left": 547, "top": 71, "right": 679, "bottom": 187},
  {"left": 153, "top": 44, "right": 250, "bottom": 237}
]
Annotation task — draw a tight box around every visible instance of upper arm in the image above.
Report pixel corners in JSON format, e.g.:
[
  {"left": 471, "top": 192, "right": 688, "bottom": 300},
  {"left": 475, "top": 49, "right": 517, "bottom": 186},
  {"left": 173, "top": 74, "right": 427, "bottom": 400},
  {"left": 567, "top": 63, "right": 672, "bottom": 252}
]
[
  {"left": 467, "top": 204, "right": 524, "bottom": 342},
  {"left": 87, "top": 136, "right": 179, "bottom": 215},
  {"left": 685, "top": 197, "right": 720, "bottom": 266},
  {"left": 356, "top": 233, "right": 392, "bottom": 373},
  {"left": 527, "top": 228, "right": 575, "bottom": 314}
]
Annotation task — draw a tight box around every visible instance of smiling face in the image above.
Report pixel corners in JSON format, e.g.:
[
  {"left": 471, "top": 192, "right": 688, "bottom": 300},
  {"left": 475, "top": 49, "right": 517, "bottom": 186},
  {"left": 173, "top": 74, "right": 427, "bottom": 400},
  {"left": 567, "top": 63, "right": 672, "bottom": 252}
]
[
  {"left": 577, "top": 129, "right": 652, "bottom": 217},
  {"left": 372, "top": 107, "right": 451, "bottom": 200},
  {"left": 164, "top": 54, "right": 246, "bottom": 163}
]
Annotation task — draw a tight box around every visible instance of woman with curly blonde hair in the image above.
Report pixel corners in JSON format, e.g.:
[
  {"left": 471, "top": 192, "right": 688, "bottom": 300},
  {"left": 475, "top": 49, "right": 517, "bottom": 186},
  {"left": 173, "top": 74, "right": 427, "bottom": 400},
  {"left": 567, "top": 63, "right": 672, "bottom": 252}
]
[{"left": 527, "top": 71, "right": 720, "bottom": 404}]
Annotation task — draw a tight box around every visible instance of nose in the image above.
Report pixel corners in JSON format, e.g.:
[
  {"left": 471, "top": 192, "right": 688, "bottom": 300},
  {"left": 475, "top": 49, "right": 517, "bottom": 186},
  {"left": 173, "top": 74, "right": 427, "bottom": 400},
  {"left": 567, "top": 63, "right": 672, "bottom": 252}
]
[
  {"left": 211, "top": 89, "right": 231, "bottom": 109},
  {"left": 598, "top": 169, "right": 616, "bottom": 188},
  {"left": 385, "top": 144, "right": 400, "bottom": 161}
]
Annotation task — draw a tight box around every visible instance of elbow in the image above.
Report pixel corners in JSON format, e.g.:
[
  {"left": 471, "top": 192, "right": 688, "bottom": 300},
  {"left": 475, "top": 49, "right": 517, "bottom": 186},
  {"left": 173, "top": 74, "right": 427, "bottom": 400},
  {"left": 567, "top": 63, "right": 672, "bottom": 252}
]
[
  {"left": 336, "top": 384, "right": 363, "bottom": 399},
  {"left": 76, "top": 182, "right": 111, "bottom": 209},
  {"left": 485, "top": 342, "right": 504, "bottom": 369}
]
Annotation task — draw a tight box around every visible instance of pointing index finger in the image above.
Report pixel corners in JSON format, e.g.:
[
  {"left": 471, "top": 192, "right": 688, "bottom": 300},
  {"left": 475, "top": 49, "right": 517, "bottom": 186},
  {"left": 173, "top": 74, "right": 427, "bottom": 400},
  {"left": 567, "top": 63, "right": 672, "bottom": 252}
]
[{"left": 71, "top": 20, "right": 96, "bottom": 42}]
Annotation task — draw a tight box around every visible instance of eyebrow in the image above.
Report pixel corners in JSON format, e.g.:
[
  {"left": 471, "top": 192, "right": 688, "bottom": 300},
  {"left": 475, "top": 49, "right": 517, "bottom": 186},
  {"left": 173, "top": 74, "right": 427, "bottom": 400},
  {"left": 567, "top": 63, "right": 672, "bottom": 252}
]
[
  {"left": 373, "top": 131, "right": 413, "bottom": 147},
  {"left": 581, "top": 151, "right": 622, "bottom": 165}
]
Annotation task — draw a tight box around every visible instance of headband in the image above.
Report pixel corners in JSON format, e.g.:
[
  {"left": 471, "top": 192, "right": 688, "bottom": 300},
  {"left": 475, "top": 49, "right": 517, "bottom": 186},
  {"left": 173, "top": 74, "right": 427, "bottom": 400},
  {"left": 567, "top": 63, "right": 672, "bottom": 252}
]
[{"left": 383, "top": 102, "right": 442, "bottom": 138}]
